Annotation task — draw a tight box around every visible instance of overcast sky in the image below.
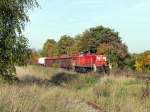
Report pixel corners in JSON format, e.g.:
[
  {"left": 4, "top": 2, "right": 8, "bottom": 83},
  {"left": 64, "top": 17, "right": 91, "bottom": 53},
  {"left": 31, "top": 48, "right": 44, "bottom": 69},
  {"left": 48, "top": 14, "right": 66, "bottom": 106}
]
[{"left": 24, "top": 0, "right": 150, "bottom": 53}]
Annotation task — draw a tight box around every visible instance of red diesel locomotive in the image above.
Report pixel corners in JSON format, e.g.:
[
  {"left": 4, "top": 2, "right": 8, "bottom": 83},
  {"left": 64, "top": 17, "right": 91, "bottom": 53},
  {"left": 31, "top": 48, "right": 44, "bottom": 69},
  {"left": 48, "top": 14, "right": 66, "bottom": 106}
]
[{"left": 36, "top": 52, "right": 110, "bottom": 73}]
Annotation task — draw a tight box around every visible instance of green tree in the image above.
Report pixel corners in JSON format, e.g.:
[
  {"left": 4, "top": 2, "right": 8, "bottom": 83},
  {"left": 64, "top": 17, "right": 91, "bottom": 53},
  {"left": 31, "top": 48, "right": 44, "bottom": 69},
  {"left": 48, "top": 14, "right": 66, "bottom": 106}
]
[
  {"left": 57, "top": 35, "right": 74, "bottom": 55},
  {"left": 83, "top": 26, "right": 128, "bottom": 68},
  {"left": 42, "top": 39, "right": 57, "bottom": 57},
  {"left": 14, "top": 36, "right": 31, "bottom": 66},
  {"left": 79, "top": 31, "right": 93, "bottom": 52},
  {"left": 123, "top": 54, "right": 136, "bottom": 70},
  {"left": 28, "top": 48, "right": 40, "bottom": 65},
  {"left": 135, "top": 51, "right": 150, "bottom": 73},
  {"left": 71, "top": 35, "right": 83, "bottom": 54},
  {"left": 0, "top": 0, "right": 38, "bottom": 81},
  {"left": 79, "top": 26, "right": 128, "bottom": 69}
]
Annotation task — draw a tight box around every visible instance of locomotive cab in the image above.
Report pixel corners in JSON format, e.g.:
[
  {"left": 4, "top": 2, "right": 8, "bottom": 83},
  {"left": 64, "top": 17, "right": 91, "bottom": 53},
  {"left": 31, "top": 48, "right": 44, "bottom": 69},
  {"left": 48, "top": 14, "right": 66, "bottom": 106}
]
[
  {"left": 73, "top": 51, "right": 110, "bottom": 74},
  {"left": 95, "top": 55, "right": 110, "bottom": 74}
]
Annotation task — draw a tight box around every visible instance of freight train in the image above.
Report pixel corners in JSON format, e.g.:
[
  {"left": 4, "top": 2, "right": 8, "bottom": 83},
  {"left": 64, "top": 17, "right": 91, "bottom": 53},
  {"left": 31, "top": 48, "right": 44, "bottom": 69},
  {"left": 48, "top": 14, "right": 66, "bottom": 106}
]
[{"left": 36, "top": 52, "right": 110, "bottom": 73}]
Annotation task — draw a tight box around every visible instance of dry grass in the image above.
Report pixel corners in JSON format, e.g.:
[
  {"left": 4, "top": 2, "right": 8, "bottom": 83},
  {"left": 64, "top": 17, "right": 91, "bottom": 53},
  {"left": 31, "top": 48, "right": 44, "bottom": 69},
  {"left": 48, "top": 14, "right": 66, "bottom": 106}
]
[
  {"left": 79, "top": 76, "right": 150, "bottom": 112},
  {"left": 0, "top": 65, "right": 149, "bottom": 112},
  {"left": 0, "top": 84, "right": 96, "bottom": 112}
]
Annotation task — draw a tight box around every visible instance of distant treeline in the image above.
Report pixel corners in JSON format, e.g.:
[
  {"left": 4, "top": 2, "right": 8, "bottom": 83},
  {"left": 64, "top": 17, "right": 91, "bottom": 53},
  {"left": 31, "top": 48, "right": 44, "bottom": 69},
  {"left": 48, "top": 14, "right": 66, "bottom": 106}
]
[{"left": 29, "top": 26, "right": 150, "bottom": 73}]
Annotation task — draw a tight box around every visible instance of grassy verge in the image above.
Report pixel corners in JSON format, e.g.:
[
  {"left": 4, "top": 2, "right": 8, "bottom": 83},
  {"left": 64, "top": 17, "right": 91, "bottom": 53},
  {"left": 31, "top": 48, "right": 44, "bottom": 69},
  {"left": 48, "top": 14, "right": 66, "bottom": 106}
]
[{"left": 0, "top": 65, "right": 149, "bottom": 112}]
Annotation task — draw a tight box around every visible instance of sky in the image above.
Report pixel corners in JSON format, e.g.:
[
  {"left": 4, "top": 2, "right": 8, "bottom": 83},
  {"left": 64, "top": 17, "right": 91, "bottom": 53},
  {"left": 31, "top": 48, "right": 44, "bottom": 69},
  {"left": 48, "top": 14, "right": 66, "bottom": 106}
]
[{"left": 24, "top": 0, "right": 150, "bottom": 53}]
